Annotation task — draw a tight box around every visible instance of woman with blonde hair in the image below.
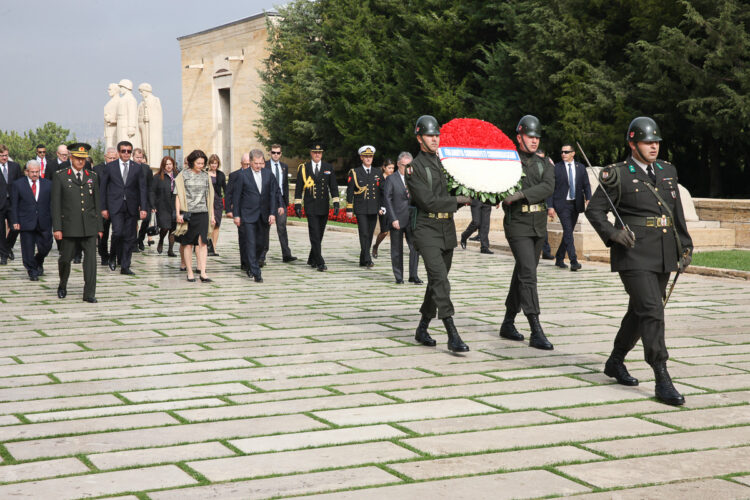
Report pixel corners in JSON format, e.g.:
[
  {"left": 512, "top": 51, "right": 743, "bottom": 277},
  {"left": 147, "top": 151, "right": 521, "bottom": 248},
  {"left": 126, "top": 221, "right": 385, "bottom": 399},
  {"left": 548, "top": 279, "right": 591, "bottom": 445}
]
[{"left": 174, "top": 150, "right": 215, "bottom": 282}]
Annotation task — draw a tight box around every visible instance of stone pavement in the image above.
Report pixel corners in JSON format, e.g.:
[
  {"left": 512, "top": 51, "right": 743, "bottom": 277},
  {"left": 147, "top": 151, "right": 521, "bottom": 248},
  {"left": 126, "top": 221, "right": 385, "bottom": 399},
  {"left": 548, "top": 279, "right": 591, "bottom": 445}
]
[{"left": 0, "top": 224, "right": 749, "bottom": 499}]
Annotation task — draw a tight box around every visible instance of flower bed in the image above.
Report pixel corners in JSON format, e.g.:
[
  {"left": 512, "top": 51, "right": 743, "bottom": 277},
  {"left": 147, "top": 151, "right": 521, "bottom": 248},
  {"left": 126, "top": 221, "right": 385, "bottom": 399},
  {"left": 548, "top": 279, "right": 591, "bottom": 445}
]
[{"left": 287, "top": 204, "right": 357, "bottom": 224}]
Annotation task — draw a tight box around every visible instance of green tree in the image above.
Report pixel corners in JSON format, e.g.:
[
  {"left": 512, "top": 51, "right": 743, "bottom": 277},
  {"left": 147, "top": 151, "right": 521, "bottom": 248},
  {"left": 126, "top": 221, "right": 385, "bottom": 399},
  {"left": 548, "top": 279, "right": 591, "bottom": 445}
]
[{"left": 0, "top": 122, "right": 76, "bottom": 164}]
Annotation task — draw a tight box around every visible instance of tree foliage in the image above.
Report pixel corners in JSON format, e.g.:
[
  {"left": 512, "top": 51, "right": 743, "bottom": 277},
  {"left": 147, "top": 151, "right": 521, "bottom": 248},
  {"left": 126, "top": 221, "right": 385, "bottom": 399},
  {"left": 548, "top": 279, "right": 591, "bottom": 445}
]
[
  {"left": 0, "top": 122, "right": 76, "bottom": 164},
  {"left": 257, "top": 0, "right": 750, "bottom": 196}
]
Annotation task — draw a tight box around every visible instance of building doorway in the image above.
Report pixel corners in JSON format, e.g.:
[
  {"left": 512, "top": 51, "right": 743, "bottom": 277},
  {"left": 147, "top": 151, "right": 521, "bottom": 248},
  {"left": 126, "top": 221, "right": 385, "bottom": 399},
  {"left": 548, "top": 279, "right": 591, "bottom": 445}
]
[{"left": 218, "top": 87, "right": 231, "bottom": 172}]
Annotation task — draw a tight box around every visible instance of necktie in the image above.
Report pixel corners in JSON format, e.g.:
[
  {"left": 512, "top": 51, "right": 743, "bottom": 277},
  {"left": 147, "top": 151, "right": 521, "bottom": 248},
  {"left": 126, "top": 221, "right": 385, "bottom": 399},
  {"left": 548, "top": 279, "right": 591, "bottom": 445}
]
[
  {"left": 274, "top": 163, "right": 282, "bottom": 188},
  {"left": 41, "top": 159, "right": 45, "bottom": 178},
  {"left": 31, "top": 181, "right": 37, "bottom": 198},
  {"left": 647, "top": 164, "right": 656, "bottom": 183},
  {"left": 365, "top": 168, "right": 370, "bottom": 175},
  {"left": 123, "top": 161, "right": 129, "bottom": 180},
  {"left": 567, "top": 163, "right": 575, "bottom": 199},
  {"left": 1, "top": 164, "right": 7, "bottom": 183},
  {"left": 314, "top": 163, "right": 319, "bottom": 175},
  {"left": 77, "top": 171, "right": 82, "bottom": 183}
]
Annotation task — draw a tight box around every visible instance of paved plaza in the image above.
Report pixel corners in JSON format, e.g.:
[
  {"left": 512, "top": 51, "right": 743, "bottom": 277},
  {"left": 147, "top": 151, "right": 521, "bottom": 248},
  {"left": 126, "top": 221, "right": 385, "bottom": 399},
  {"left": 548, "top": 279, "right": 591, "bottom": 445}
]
[{"left": 0, "top": 224, "right": 749, "bottom": 499}]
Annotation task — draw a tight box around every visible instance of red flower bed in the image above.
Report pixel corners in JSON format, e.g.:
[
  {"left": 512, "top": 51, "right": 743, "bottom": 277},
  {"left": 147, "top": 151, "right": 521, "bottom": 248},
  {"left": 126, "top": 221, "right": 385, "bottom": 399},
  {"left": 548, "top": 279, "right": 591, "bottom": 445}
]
[{"left": 287, "top": 204, "right": 357, "bottom": 224}]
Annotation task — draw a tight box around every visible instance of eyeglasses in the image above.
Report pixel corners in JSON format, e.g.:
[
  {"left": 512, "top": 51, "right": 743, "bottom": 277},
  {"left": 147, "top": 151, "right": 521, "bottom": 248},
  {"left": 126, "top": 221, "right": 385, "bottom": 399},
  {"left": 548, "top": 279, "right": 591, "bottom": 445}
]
[
  {"left": 120, "top": 149, "right": 132, "bottom": 153},
  {"left": 561, "top": 150, "right": 574, "bottom": 154},
  {"left": 270, "top": 151, "right": 281, "bottom": 155}
]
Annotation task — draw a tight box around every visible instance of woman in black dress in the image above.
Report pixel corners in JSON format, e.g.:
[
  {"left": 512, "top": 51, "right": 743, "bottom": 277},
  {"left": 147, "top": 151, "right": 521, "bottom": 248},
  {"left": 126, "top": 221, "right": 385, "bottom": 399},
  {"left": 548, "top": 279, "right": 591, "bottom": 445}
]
[
  {"left": 150, "top": 156, "right": 178, "bottom": 256},
  {"left": 207, "top": 154, "right": 226, "bottom": 256},
  {"left": 371, "top": 158, "right": 395, "bottom": 258}
]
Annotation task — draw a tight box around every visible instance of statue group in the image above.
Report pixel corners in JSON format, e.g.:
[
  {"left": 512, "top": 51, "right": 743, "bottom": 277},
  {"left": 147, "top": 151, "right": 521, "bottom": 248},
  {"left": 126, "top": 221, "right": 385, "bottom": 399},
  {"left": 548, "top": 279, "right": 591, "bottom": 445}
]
[{"left": 104, "top": 79, "right": 163, "bottom": 165}]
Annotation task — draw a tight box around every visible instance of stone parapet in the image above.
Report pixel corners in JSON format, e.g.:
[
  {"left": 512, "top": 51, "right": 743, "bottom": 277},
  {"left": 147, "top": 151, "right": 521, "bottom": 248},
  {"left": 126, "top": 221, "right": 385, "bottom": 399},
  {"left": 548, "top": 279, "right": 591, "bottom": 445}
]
[{"left": 694, "top": 198, "right": 750, "bottom": 248}]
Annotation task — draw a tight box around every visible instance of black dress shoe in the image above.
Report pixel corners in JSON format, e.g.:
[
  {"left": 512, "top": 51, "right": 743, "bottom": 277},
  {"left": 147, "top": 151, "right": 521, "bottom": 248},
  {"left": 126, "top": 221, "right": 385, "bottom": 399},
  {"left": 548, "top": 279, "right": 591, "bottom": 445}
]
[
  {"left": 83, "top": 297, "right": 98, "bottom": 303},
  {"left": 254, "top": 275, "right": 263, "bottom": 283},
  {"left": 480, "top": 248, "right": 494, "bottom": 254},
  {"left": 499, "top": 318, "right": 524, "bottom": 341},
  {"left": 187, "top": 276, "right": 196, "bottom": 282},
  {"left": 366, "top": 262, "right": 374, "bottom": 268},
  {"left": 653, "top": 363, "right": 685, "bottom": 406},
  {"left": 199, "top": 276, "right": 213, "bottom": 283},
  {"left": 37, "top": 265, "right": 44, "bottom": 276},
  {"left": 109, "top": 258, "right": 117, "bottom": 271},
  {"left": 469, "top": 235, "right": 480, "bottom": 241},
  {"left": 460, "top": 236, "right": 467, "bottom": 250},
  {"left": 283, "top": 256, "right": 298, "bottom": 263},
  {"left": 395, "top": 279, "right": 404, "bottom": 284},
  {"left": 138, "top": 241, "right": 145, "bottom": 251},
  {"left": 555, "top": 261, "right": 568, "bottom": 269},
  {"left": 372, "top": 246, "right": 378, "bottom": 258},
  {"left": 29, "top": 275, "right": 39, "bottom": 281},
  {"left": 317, "top": 264, "right": 327, "bottom": 272},
  {"left": 167, "top": 251, "right": 177, "bottom": 257},
  {"left": 180, "top": 266, "right": 188, "bottom": 272},
  {"left": 57, "top": 287, "right": 67, "bottom": 299},
  {"left": 121, "top": 268, "right": 135, "bottom": 275},
  {"left": 73, "top": 256, "right": 82, "bottom": 264},
  {"left": 101, "top": 256, "right": 109, "bottom": 266},
  {"left": 570, "top": 262, "right": 582, "bottom": 271},
  {"left": 444, "top": 317, "right": 469, "bottom": 352},
  {"left": 408, "top": 277, "right": 424, "bottom": 285},
  {"left": 259, "top": 260, "right": 266, "bottom": 268},
  {"left": 604, "top": 357, "right": 639, "bottom": 386},
  {"left": 0, "top": 257, "right": 6, "bottom": 265},
  {"left": 541, "top": 252, "right": 555, "bottom": 260},
  {"left": 8, "top": 249, "right": 14, "bottom": 260},
  {"left": 415, "top": 315, "right": 436, "bottom": 346},
  {"left": 528, "top": 314, "right": 554, "bottom": 350}
]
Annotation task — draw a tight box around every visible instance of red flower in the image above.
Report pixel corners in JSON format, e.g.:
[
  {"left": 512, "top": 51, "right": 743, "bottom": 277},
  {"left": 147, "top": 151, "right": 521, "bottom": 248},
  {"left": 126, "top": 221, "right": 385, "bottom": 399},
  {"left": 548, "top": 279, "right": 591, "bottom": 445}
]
[{"left": 440, "top": 118, "right": 516, "bottom": 150}]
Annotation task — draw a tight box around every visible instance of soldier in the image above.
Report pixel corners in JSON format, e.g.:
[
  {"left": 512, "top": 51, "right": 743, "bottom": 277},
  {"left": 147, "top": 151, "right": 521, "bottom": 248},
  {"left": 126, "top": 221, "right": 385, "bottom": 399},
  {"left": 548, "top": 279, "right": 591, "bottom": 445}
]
[
  {"left": 293, "top": 144, "right": 339, "bottom": 272},
  {"left": 499, "top": 115, "right": 555, "bottom": 350},
  {"left": 346, "top": 145, "right": 382, "bottom": 268},
  {"left": 586, "top": 117, "right": 692, "bottom": 406},
  {"left": 406, "top": 115, "right": 470, "bottom": 353},
  {"left": 51, "top": 143, "right": 103, "bottom": 303}
]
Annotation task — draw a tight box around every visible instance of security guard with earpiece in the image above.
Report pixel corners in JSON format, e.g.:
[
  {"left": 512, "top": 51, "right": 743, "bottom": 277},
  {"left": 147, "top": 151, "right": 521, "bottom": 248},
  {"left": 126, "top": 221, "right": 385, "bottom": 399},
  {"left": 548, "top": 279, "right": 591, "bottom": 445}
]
[{"left": 586, "top": 116, "right": 693, "bottom": 406}]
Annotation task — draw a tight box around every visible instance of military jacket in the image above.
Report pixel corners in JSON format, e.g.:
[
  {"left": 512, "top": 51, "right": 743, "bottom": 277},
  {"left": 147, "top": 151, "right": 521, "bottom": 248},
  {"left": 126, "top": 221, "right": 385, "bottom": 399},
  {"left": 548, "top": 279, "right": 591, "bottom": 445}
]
[
  {"left": 405, "top": 151, "right": 457, "bottom": 249},
  {"left": 502, "top": 151, "right": 555, "bottom": 238},
  {"left": 293, "top": 161, "right": 339, "bottom": 216},
  {"left": 585, "top": 156, "right": 693, "bottom": 273},
  {"left": 346, "top": 165, "right": 381, "bottom": 215},
  {"left": 51, "top": 167, "right": 104, "bottom": 237}
]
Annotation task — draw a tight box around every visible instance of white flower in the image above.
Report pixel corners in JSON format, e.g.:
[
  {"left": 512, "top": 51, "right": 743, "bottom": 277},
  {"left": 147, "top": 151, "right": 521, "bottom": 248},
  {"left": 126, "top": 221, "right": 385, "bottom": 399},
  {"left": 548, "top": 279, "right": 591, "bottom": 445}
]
[{"left": 441, "top": 157, "right": 523, "bottom": 194}]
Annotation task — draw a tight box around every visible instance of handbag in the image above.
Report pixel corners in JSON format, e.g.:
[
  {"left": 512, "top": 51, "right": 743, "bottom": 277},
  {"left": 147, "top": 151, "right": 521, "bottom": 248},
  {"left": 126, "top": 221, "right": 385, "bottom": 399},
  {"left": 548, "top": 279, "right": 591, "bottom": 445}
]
[
  {"left": 146, "top": 212, "right": 159, "bottom": 236},
  {"left": 181, "top": 211, "right": 192, "bottom": 223}
]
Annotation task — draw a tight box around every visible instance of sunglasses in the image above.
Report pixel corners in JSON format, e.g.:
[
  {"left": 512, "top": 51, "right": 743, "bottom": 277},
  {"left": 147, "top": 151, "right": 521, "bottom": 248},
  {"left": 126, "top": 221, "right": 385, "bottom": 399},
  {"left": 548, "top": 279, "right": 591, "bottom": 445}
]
[
  {"left": 270, "top": 151, "right": 281, "bottom": 155},
  {"left": 120, "top": 149, "right": 132, "bottom": 153},
  {"left": 561, "top": 150, "right": 574, "bottom": 154}
]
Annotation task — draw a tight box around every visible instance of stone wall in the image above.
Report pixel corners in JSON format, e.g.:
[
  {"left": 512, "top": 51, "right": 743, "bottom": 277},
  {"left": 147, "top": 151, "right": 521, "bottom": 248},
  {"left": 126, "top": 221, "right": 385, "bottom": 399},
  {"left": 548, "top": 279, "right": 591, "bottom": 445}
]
[{"left": 694, "top": 198, "right": 750, "bottom": 248}]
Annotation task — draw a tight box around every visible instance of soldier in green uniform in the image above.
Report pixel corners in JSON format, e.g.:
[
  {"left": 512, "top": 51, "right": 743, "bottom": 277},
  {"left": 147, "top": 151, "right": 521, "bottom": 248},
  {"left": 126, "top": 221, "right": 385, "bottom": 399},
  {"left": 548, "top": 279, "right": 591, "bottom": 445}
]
[
  {"left": 586, "top": 117, "right": 692, "bottom": 406},
  {"left": 406, "top": 115, "right": 470, "bottom": 353},
  {"left": 499, "top": 115, "right": 556, "bottom": 350},
  {"left": 346, "top": 145, "right": 382, "bottom": 268},
  {"left": 51, "top": 143, "right": 103, "bottom": 302},
  {"left": 293, "top": 144, "right": 339, "bottom": 272}
]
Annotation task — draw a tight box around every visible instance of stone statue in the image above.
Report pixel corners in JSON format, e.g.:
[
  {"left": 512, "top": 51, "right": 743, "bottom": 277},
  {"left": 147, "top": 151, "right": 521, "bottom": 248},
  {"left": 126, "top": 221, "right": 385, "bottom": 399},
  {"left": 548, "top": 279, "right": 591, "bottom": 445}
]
[
  {"left": 116, "top": 79, "right": 140, "bottom": 148},
  {"left": 137, "top": 83, "right": 163, "bottom": 165},
  {"left": 103, "top": 83, "right": 120, "bottom": 149}
]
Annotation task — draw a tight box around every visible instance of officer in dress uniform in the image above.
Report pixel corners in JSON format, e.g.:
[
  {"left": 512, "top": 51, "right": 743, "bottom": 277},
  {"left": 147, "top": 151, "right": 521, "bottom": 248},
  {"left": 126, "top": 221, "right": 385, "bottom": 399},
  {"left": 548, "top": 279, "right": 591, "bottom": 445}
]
[
  {"left": 293, "top": 144, "right": 339, "bottom": 272},
  {"left": 51, "top": 143, "right": 103, "bottom": 303},
  {"left": 499, "top": 115, "right": 556, "bottom": 350},
  {"left": 406, "top": 115, "right": 471, "bottom": 353},
  {"left": 346, "top": 145, "right": 382, "bottom": 268},
  {"left": 586, "top": 117, "right": 692, "bottom": 406}
]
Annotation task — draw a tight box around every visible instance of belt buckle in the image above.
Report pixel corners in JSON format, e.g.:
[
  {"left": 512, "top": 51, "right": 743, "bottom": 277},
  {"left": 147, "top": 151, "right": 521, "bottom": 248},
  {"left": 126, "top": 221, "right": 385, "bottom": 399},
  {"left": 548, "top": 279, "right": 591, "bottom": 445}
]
[{"left": 658, "top": 215, "right": 667, "bottom": 227}]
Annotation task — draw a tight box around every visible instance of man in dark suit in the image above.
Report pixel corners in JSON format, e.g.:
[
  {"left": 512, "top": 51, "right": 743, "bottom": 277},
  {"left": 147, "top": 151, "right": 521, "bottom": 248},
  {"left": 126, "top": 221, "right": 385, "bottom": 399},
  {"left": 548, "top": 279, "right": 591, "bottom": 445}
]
[
  {"left": 51, "top": 144, "right": 103, "bottom": 302},
  {"left": 261, "top": 143, "right": 296, "bottom": 265},
  {"left": 346, "top": 145, "right": 382, "bottom": 268},
  {"left": 46, "top": 144, "right": 70, "bottom": 181},
  {"left": 34, "top": 144, "right": 55, "bottom": 180},
  {"left": 100, "top": 141, "right": 147, "bottom": 275},
  {"left": 93, "top": 147, "right": 118, "bottom": 265},
  {"left": 226, "top": 153, "right": 252, "bottom": 271},
  {"left": 586, "top": 117, "right": 692, "bottom": 406},
  {"left": 546, "top": 143, "right": 591, "bottom": 271},
  {"left": 10, "top": 160, "right": 52, "bottom": 279},
  {"left": 383, "top": 152, "right": 422, "bottom": 285},
  {"left": 0, "top": 144, "right": 23, "bottom": 264},
  {"left": 293, "top": 143, "right": 339, "bottom": 272},
  {"left": 133, "top": 148, "right": 154, "bottom": 251},
  {"left": 232, "top": 149, "right": 283, "bottom": 282}
]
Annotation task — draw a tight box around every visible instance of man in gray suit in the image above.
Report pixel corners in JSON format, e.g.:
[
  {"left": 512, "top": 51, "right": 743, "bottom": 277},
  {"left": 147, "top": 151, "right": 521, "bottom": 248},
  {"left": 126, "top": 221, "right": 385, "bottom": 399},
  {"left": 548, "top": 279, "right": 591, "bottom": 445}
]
[{"left": 383, "top": 152, "right": 422, "bottom": 285}]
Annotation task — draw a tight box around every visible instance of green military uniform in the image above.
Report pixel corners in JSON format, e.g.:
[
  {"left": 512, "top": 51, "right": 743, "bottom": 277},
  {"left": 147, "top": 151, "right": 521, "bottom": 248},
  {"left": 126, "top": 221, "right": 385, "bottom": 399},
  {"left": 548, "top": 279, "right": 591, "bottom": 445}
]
[
  {"left": 585, "top": 156, "right": 692, "bottom": 366},
  {"left": 406, "top": 150, "right": 458, "bottom": 319},
  {"left": 51, "top": 148, "right": 103, "bottom": 301},
  {"left": 502, "top": 150, "right": 555, "bottom": 315}
]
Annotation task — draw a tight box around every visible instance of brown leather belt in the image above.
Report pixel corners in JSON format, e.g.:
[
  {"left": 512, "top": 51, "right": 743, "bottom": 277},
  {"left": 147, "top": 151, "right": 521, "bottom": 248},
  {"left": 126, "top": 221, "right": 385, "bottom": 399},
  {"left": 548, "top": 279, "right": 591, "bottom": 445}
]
[{"left": 622, "top": 215, "right": 673, "bottom": 227}]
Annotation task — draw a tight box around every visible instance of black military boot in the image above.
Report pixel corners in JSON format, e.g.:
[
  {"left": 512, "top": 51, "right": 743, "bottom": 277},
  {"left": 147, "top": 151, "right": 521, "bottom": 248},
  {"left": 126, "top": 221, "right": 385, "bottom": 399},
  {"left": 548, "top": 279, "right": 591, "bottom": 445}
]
[
  {"left": 653, "top": 362, "right": 685, "bottom": 406},
  {"left": 414, "top": 315, "right": 436, "bottom": 347},
  {"left": 527, "top": 314, "right": 553, "bottom": 350},
  {"left": 443, "top": 317, "right": 469, "bottom": 352},
  {"left": 604, "top": 357, "right": 638, "bottom": 386},
  {"left": 499, "top": 311, "right": 524, "bottom": 341}
]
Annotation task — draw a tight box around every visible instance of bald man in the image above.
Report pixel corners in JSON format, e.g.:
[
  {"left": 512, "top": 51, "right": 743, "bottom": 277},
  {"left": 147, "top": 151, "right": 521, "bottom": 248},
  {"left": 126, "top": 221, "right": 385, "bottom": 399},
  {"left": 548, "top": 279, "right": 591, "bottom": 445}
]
[{"left": 226, "top": 153, "right": 252, "bottom": 272}]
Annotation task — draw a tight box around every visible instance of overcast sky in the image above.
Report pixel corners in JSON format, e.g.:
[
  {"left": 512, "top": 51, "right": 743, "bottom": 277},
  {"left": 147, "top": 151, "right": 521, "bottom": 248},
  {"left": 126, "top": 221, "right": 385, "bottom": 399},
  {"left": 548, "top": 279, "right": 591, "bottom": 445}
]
[{"left": 0, "top": 0, "right": 278, "bottom": 145}]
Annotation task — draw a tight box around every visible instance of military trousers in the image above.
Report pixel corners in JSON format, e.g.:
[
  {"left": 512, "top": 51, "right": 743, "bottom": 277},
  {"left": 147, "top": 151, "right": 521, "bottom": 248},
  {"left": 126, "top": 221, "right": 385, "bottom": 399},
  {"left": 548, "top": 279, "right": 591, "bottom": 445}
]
[
  {"left": 417, "top": 244, "right": 454, "bottom": 319},
  {"left": 461, "top": 201, "right": 491, "bottom": 249},
  {"left": 306, "top": 213, "right": 328, "bottom": 267},
  {"left": 357, "top": 213, "right": 377, "bottom": 265},
  {"left": 612, "top": 270, "right": 670, "bottom": 366},
  {"left": 58, "top": 235, "right": 97, "bottom": 299},
  {"left": 505, "top": 235, "right": 544, "bottom": 316}
]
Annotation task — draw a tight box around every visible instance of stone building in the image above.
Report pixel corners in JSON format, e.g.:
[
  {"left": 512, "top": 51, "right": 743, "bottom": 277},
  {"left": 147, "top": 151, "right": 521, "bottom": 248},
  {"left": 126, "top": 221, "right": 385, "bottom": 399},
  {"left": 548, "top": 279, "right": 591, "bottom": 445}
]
[{"left": 178, "top": 12, "right": 276, "bottom": 174}]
